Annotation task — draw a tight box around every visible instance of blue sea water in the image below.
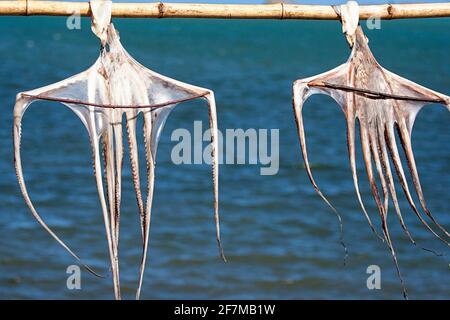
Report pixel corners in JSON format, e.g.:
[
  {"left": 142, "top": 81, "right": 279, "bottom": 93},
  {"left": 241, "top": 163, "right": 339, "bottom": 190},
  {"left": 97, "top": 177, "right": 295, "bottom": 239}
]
[{"left": 0, "top": 16, "right": 449, "bottom": 299}]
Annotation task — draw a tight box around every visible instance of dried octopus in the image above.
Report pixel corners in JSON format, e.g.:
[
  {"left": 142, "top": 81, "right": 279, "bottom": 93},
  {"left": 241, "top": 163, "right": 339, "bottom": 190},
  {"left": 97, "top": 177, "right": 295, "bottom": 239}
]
[
  {"left": 13, "top": 0, "right": 450, "bottom": 301},
  {"left": 13, "top": 0, "right": 225, "bottom": 300},
  {"left": 293, "top": 1, "right": 450, "bottom": 298}
]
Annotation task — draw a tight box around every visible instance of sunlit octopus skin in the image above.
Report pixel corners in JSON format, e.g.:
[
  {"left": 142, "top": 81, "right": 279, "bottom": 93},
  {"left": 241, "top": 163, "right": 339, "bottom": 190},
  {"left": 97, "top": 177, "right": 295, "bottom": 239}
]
[
  {"left": 292, "top": 2, "right": 450, "bottom": 298},
  {"left": 13, "top": 0, "right": 225, "bottom": 300}
]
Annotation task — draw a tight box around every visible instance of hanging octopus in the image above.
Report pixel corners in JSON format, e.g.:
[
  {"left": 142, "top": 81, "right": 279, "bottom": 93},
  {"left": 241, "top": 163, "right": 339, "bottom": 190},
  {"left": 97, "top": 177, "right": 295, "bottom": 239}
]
[
  {"left": 292, "top": 1, "right": 450, "bottom": 298},
  {"left": 13, "top": 0, "right": 225, "bottom": 300}
]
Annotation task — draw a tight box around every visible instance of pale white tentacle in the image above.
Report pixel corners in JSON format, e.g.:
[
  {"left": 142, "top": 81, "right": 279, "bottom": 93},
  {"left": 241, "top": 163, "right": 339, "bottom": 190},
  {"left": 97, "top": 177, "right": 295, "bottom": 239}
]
[
  {"left": 13, "top": 96, "right": 105, "bottom": 278},
  {"left": 136, "top": 109, "right": 155, "bottom": 300},
  {"left": 205, "top": 92, "right": 226, "bottom": 262}
]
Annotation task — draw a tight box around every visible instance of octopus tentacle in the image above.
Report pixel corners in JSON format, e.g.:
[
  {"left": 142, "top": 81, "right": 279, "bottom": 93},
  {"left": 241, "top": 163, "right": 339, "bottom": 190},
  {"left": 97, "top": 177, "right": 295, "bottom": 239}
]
[
  {"left": 205, "top": 92, "right": 226, "bottom": 262},
  {"left": 89, "top": 111, "right": 121, "bottom": 300},
  {"left": 376, "top": 121, "right": 442, "bottom": 255},
  {"left": 380, "top": 212, "right": 408, "bottom": 299},
  {"left": 13, "top": 97, "right": 105, "bottom": 278},
  {"left": 375, "top": 119, "right": 415, "bottom": 244},
  {"left": 359, "top": 118, "right": 385, "bottom": 220},
  {"left": 136, "top": 109, "right": 155, "bottom": 300},
  {"left": 102, "top": 110, "right": 124, "bottom": 289},
  {"left": 113, "top": 114, "right": 124, "bottom": 245},
  {"left": 102, "top": 123, "right": 118, "bottom": 258},
  {"left": 368, "top": 121, "right": 389, "bottom": 214},
  {"left": 293, "top": 80, "right": 348, "bottom": 260},
  {"left": 361, "top": 114, "right": 409, "bottom": 298},
  {"left": 347, "top": 117, "right": 383, "bottom": 240},
  {"left": 396, "top": 121, "right": 450, "bottom": 240},
  {"left": 385, "top": 124, "right": 450, "bottom": 247},
  {"left": 125, "top": 110, "right": 146, "bottom": 238}
]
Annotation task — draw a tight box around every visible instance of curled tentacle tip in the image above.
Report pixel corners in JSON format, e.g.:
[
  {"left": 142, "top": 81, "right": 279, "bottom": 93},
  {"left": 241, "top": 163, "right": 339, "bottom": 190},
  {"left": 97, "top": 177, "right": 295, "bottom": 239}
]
[
  {"left": 85, "top": 266, "right": 108, "bottom": 279},
  {"left": 419, "top": 245, "right": 444, "bottom": 257},
  {"left": 218, "top": 244, "right": 227, "bottom": 263},
  {"left": 403, "top": 290, "right": 409, "bottom": 300},
  {"left": 220, "top": 253, "right": 227, "bottom": 263}
]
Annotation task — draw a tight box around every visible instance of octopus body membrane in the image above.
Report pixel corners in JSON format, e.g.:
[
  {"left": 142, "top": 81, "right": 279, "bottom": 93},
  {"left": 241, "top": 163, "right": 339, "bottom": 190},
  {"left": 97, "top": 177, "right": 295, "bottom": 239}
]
[
  {"left": 13, "top": 0, "right": 225, "bottom": 300},
  {"left": 292, "top": 1, "right": 450, "bottom": 298}
]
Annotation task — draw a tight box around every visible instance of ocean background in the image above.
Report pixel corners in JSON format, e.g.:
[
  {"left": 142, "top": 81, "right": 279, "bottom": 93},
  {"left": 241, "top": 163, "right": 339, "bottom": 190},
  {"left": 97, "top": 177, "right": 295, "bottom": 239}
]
[{"left": 0, "top": 15, "right": 449, "bottom": 299}]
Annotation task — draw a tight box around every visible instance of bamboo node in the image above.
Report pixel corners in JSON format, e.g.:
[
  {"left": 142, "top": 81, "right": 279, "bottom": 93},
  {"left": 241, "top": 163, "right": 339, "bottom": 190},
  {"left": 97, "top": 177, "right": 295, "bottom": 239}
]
[
  {"left": 158, "top": 2, "right": 165, "bottom": 18},
  {"left": 387, "top": 4, "right": 394, "bottom": 19}
]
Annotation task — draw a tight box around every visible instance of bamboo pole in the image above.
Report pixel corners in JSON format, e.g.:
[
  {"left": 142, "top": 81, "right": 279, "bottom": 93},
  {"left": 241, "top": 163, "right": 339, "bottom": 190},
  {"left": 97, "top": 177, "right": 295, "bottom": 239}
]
[{"left": 0, "top": 1, "right": 450, "bottom": 20}]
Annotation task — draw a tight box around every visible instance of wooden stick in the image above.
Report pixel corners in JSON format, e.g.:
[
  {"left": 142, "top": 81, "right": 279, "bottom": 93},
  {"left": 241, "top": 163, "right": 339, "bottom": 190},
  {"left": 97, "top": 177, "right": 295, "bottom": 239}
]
[{"left": 1, "top": 1, "right": 450, "bottom": 20}]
